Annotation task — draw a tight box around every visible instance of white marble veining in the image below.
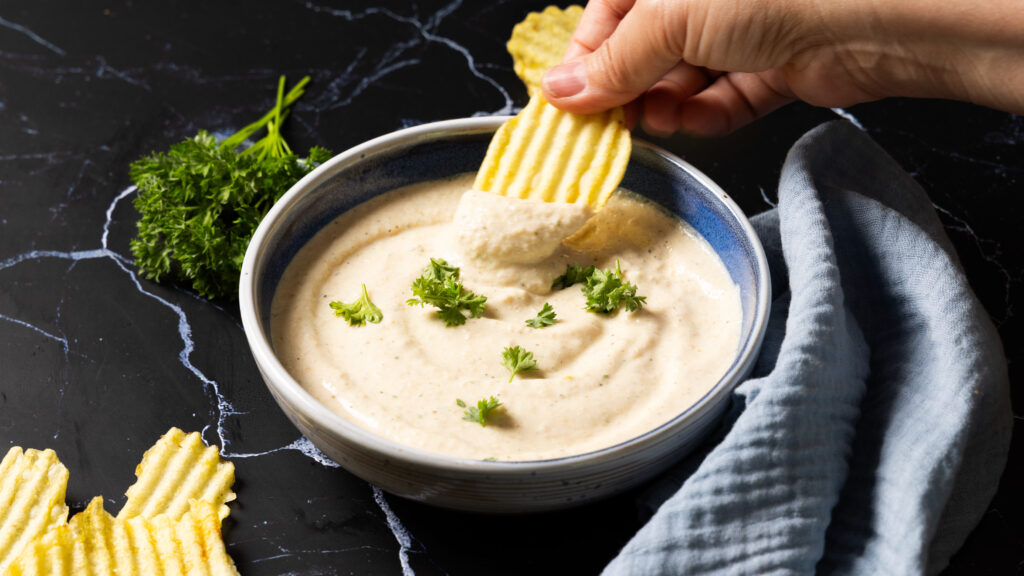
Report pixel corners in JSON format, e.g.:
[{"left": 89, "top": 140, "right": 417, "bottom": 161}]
[
  {"left": 2, "top": 176, "right": 424, "bottom": 572},
  {"left": 373, "top": 486, "right": 418, "bottom": 576},
  {"left": 830, "top": 107, "right": 865, "bottom": 130},
  {"left": 0, "top": 15, "right": 66, "bottom": 56},
  {"left": 302, "top": 0, "right": 514, "bottom": 117}
]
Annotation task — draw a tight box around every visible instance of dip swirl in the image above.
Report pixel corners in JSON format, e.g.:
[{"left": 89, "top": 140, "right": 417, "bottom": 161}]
[{"left": 271, "top": 173, "right": 741, "bottom": 461}]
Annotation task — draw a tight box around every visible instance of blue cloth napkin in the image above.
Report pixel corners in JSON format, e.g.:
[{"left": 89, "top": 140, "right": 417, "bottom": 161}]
[{"left": 604, "top": 120, "right": 1012, "bottom": 576}]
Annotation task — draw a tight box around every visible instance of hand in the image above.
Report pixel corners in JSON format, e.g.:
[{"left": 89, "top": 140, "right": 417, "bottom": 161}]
[{"left": 542, "top": 0, "right": 1024, "bottom": 136}]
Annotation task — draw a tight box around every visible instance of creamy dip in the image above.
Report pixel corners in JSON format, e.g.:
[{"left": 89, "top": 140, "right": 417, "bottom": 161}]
[{"left": 271, "top": 173, "right": 742, "bottom": 461}]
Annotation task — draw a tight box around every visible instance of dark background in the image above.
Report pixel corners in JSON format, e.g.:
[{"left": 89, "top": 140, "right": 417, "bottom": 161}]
[{"left": 1, "top": 1, "right": 1019, "bottom": 574}]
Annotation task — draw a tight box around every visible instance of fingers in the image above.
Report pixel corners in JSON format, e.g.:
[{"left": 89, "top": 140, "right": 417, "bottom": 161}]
[
  {"left": 623, "top": 99, "right": 643, "bottom": 131},
  {"left": 543, "top": 0, "right": 686, "bottom": 113},
  {"left": 541, "top": 0, "right": 797, "bottom": 137},
  {"left": 561, "top": 0, "right": 635, "bottom": 62},
  {"left": 675, "top": 70, "right": 796, "bottom": 136},
  {"left": 641, "top": 63, "right": 712, "bottom": 136}
]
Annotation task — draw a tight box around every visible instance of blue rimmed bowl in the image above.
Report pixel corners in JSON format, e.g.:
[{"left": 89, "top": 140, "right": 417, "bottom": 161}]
[{"left": 239, "top": 116, "right": 770, "bottom": 513}]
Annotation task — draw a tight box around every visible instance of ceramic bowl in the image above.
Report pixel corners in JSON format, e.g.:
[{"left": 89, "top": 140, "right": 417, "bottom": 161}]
[{"left": 239, "top": 116, "right": 770, "bottom": 513}]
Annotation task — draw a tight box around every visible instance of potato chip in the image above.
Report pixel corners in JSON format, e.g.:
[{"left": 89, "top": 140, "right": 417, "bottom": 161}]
[
  {"left": 474, "top": 92, "right": 630, "bottom": 210},
  {"left": 507, "top": 5, "right": 584, "bottom": 95},
  {"left": 118, "top": 428, "right": 235, "bottom": 522},
  {"left": 5, "top": 497, "right": 239, "bottom": 576},
  {"left": 0, "top": 447, "right": 69, "bottom": 573},
  {"left": 563, "top": 191, "right": 670, "bottom": 253},
  {"left": 148, "top": 499, "right": 239, "bottom": 576}
]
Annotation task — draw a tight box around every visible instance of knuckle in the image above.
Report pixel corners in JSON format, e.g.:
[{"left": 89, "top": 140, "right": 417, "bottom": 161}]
[
  {"left": 641, "top": 0, "right": 689, "bottom": 56},
  {"left": 593, "top": 40, "right": 637, "bottom": 91}
]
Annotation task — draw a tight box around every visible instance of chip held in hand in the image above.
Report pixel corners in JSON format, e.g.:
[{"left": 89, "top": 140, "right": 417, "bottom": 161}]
[
  {"left": 507, "top": 5, "right": 584, "bottom": 95},
  {"left": 482, "top": 5, "right": 631, "bottom": 211},
  {"left": 474, "top": 92, "right": 631, "bottom": 211}
]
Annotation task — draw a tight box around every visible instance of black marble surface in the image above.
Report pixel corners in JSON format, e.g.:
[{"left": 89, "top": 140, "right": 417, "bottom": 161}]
[{"left": 1, "top": 1, "right": 1020, "bottom": 574}]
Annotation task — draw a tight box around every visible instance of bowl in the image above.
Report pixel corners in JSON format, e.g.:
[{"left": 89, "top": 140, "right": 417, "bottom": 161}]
[{"left": 239, "top": 116, "right": 770, "bottom": 513}]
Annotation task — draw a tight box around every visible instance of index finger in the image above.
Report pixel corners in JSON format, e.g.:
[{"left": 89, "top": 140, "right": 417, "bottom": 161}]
[{"left": 562, "top": 0, "right": 637, "bottom": 61}]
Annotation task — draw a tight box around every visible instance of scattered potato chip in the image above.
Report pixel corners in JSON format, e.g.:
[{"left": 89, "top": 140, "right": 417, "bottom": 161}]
[
  {"left": 118, "top": 428, "right": 235, "bottom": 522},
  {"left": 0, "top": 447, "right": 70, "bottom": 574},
  {"left": 5, "top": 497, "right": 239, "bottom": 576},
  {"left": 474, "top": 92, "right": 631, "bottom": 210},
  {"left": 507, "top": 5, "right": 584, "bottom": 95},
  {"left": 2, "top": 523, "right": 73, "bottom": 576},
  {"left": 146, "top": 499, "right": 239, "bottom": 576}
]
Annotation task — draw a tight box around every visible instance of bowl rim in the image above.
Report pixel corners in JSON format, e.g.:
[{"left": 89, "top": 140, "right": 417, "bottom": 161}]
[{"left": 239, "top": 115, "right": 771, "bottom": 474}]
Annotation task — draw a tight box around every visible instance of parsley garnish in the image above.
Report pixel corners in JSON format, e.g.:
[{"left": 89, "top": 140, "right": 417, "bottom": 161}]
[
  {"left": 129, "top": 76, "right": 330, "bottom": 300},
  {"left": 552, "top": 260, "right": 646, "bottom": 313},
  {"left": 406, "top": 258, "right": 487, "bottom": 326},
  {"left": 329, "top": 284, "right": 383, "bottom": 326},
  {"left": 551, "top": 264, "right": 596, "bottom": 290},
  {"left": 457, "top": 397, "right": 503, "bottom": 427},
  {"left": 583, "top": 261, "right": 646, "bottom": 313},
  {"left": 525, "top": 302, "right": 557, "bottom": 328},
  {"left": 502, "top": 345, "right": 539, "bottom": 382}
]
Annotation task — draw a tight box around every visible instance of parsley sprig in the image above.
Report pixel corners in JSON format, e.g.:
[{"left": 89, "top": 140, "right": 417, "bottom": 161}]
[
  {"left": 551, "top": 264, "right": 596, "bottom": 290},
  {"left": 130, "top": 76, "right": 330, "bottom": 300},
  {"left": 502, "top": 345, "right": 539, "bottom": 382},
  {"left": 406, "top": 258, "right": 487, "bottom": 326},
  {"left": 457, "top": 397, "right": 503, "bottom": 427},
  {"left": 525, "top": 302, "right": 556, "bottom": 328},
  {"left": 552, "top": 260, "right": 646, "bottom": 313},
  {"left": 329, "top": 284, "right": 383, "bottom": 326}
]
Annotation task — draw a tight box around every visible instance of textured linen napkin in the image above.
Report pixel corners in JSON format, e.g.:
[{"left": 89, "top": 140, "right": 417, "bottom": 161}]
[{"left": 603, "top": 120, "right": 1012, "bottom": 576}]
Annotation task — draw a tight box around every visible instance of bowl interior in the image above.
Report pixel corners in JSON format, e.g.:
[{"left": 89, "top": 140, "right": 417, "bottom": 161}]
[
  {"left": 248, "top": 117, "right": 768, "bottom": 464},
  {"left": 257, "top": 130, "right": 496, "bottom": 310}
]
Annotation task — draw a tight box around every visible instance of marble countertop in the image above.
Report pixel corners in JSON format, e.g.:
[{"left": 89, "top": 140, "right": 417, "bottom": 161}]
[{"left": 1, "top": 1, "right": 1020, "bottom": 574}]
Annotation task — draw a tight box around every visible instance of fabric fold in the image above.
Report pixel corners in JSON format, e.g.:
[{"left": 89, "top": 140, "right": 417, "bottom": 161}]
[{"left": 603, "top": 121, "right": 1011, "bottom": 576}]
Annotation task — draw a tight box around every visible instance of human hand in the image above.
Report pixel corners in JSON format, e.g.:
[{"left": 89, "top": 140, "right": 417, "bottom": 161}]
[{"left": 542, "top": 0, "right": 1024, "bottom": 136}]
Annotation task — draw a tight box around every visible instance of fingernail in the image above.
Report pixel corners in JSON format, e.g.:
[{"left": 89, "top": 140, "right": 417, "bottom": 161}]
[{"left": 543, "top": 60, "right": 586, "bottom": 98}]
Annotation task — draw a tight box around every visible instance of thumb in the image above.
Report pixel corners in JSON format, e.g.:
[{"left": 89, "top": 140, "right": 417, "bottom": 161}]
[{"left": 542, "top": 2, "right": 685, "bottom": 114}]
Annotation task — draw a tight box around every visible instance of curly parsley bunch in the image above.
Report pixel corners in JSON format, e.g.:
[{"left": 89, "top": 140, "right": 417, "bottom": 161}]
[{"left": 129, "top": 76, "right": 331, "bottom": 300}]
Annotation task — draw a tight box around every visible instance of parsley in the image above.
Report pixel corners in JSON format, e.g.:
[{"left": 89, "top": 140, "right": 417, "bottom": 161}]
[
  {"left": 406, "top": 258, "right": 487, "bottom": 326},
  {"left": 552, "top": 260, "right": 646, "bottom": 313},
  {"left": 551, "top": 263, "right": 596, "bottom": 290},
  {"left": 129, "top": 76, "right": 331, "bottom": 300},
  {"left": 502, "top": 345, "right": 539, "bottom": 382},
  {"left": 525, "top": 302, "right": 556, "bottom": 328},
  {"left": 457, "top": 396, "right": 503, "bottom": 427},
  {"left": 329, "top": 284, "right": 383, "bottom": 326},
  {"left": 583, "top": 261, "right": 646, "bottom": 313}
]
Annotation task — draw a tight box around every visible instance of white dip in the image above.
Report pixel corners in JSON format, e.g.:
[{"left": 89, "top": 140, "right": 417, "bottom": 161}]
[{"left": 271, "top": 173, "right": 742, "bottom": 461}]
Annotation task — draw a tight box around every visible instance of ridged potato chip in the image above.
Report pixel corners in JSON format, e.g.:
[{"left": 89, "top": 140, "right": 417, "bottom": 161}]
[
  {"left": 507, "top": 5, "right": 584, "bottom": 95},
  {"left": 0, "top": 447, "right": 69, "bottom": 573},
  {"left": 118, "top": 428, "right": 235, "bottom": 522},
  {"left": 474, "top": 92, "right": 630, "bottom": 210},
  {"left": 5, "top": 497, "right": 239, "bottom": 576}
]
